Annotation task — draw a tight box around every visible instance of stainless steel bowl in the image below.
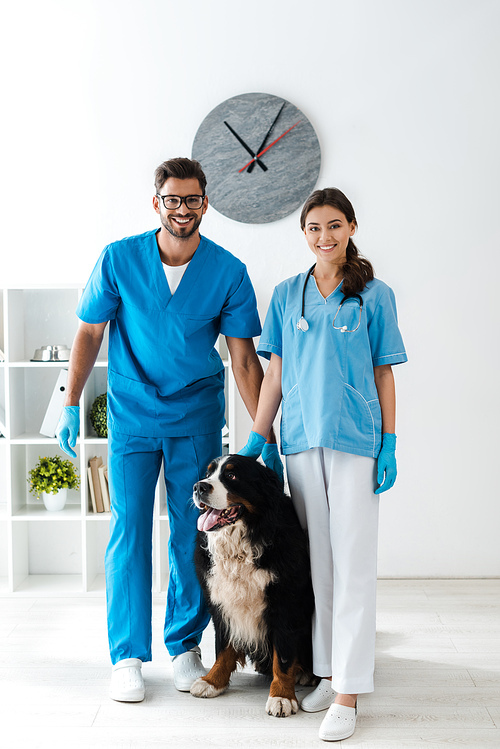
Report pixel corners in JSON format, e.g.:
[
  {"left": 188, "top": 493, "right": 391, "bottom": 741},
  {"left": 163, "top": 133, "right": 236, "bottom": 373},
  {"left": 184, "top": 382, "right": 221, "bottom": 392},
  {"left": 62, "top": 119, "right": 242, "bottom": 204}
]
[{"left": 31, "top": 344, "right": 71, "bottom": 362}]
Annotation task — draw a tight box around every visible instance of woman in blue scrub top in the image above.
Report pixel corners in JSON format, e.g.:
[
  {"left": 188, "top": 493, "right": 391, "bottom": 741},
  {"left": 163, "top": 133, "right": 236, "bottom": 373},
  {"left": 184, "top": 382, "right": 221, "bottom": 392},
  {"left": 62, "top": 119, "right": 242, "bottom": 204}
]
[{"left": 240, "top": 188, "right": 407, "bottom": 742}]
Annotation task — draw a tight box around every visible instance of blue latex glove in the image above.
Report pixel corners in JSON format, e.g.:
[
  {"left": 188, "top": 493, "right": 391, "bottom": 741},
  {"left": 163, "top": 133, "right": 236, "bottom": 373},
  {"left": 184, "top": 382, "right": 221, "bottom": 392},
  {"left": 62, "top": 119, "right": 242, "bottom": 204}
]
[
  {"left": 261, "top": 443, "right": 284, "bottom": 484},
  {"left": 375, "top": 433, "right": 397, "bottom": 494},
  {"left": 55, "top": 406, "right": 80, "bottom": 458},
  {"left": 238, "top": 430, "right": 266, "bottom": 459}
]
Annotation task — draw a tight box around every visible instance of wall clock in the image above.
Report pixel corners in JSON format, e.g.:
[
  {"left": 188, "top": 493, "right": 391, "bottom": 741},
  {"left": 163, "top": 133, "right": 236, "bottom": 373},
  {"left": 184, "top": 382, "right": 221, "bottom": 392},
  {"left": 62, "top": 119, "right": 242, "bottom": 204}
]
[{"left": 192, "top": 92, "right": 321, "bottom": 224}]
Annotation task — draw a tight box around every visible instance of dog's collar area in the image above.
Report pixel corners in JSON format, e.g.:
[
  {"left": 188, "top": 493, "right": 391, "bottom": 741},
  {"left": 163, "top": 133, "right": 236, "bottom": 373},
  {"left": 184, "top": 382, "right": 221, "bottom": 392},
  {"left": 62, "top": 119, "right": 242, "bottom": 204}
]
[{"left": 197, "top": 504, "right": 244, "bottom": 532}]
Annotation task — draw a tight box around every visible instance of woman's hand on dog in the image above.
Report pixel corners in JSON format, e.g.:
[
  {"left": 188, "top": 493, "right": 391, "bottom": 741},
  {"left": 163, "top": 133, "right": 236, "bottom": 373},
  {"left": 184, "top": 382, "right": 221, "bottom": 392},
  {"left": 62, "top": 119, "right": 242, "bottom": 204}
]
[
  {"left": 239, "top": 432, "right": 284, "bottom": 484},
  {"left": 239, "top": 431, "right": 266, "bottom": 458},
  {"left": 261, "top": 443, "right": 284, "bottom": 484}
]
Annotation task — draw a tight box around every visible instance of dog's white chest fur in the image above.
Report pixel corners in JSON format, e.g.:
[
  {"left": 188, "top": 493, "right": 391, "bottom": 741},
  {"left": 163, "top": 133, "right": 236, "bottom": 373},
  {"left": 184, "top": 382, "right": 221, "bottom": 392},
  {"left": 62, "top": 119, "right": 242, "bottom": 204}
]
[{"left": 206, "top": 525, "right": 275, "bottom": 651}]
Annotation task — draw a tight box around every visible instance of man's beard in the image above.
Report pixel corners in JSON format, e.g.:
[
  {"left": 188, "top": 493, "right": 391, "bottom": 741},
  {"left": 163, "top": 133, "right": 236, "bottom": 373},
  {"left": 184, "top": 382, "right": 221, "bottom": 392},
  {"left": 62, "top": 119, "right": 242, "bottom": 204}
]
[{"left": 162, "top": 213, "right": 202, "bottom": 240}]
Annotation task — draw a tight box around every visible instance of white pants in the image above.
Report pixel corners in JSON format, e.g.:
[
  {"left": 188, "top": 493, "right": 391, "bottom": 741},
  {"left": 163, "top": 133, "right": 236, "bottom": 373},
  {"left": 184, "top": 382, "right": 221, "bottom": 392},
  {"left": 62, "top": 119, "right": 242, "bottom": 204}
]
[{"left": 286, "top": 448, "right": 379, "bottom": 694}]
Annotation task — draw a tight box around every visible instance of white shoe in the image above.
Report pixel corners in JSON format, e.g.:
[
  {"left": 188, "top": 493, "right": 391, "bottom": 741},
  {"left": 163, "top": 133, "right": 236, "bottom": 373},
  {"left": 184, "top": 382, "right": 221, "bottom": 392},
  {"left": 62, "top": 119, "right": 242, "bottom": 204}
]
[
  {"left": 110, "top": 658, "right": 145, "bottom": 702},
  {"left": 300, "top": 678, "right": 334, "bottom": 712},
  {"left": 172, "top": 646, "right": 207, "bottom": 691},
  {"left": 319, "top": 702, "right": 357, "bottom": 741}
]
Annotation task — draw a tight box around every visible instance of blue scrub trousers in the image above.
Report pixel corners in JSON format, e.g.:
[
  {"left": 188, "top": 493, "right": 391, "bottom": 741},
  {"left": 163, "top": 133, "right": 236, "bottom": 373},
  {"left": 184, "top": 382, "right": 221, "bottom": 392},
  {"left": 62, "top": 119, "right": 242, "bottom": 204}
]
[{"left": 105, "top": 429, "right": 222, "bottom": 665}]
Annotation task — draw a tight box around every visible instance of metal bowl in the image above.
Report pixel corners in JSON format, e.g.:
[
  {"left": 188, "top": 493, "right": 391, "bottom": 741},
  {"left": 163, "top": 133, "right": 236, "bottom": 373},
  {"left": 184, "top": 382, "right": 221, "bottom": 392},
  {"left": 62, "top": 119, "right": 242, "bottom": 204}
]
[{"left": 31, "top": 344, "right": 71, "bottom": 362}]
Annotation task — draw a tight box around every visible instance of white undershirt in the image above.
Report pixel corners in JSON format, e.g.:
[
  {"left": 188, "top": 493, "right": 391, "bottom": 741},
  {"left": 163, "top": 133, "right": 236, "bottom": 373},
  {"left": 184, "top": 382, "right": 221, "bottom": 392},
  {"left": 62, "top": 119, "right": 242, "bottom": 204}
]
[{"left": 162, "top": 261, "right": 190, "bottom": 294}]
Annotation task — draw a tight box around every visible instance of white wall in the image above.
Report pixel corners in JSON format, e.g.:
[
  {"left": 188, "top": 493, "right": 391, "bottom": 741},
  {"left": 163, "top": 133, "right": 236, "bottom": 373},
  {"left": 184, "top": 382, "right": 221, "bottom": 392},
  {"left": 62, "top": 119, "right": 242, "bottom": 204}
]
[{"left": 2, "top": 0, "right": 499, "bottom": 577}]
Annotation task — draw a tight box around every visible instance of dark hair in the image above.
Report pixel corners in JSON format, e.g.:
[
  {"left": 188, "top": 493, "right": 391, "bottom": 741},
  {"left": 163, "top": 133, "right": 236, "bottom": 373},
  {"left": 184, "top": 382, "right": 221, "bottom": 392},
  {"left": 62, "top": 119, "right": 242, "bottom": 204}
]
[
  {"left": 300, "top": 188, "right": 374, "bottom": 296},
  {"left": 154, "top": 157, "right": 207, "bottom": 194}
]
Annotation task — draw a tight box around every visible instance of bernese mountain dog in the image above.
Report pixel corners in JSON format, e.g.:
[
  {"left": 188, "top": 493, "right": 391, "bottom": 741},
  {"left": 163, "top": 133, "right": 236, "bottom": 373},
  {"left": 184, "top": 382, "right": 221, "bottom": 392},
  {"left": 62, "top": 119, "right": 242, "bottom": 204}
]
[{"left": 191, "top": 454, "right": 315, "bottom": 717}]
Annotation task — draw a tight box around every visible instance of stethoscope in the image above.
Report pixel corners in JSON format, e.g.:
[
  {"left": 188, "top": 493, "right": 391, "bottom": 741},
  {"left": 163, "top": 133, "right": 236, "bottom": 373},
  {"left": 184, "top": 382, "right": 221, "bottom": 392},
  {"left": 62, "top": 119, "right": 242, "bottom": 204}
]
[{"left": 297, "top": 264, "right": 363, "bottom": 333}]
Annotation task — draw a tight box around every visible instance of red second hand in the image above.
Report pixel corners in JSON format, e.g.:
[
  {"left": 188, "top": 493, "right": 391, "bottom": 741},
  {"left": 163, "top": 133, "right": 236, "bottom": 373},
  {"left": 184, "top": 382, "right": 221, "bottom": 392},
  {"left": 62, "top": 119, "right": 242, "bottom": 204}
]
[{"left": 239, "top": 120, "right": 302, "bottom": 173}]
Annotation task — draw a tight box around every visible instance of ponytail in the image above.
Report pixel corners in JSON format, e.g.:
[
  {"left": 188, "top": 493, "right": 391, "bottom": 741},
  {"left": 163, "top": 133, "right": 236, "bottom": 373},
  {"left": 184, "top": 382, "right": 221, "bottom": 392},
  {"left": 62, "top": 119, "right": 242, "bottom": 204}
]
[{"left": 342, "top": 239, "right": 374, "bottom": 296}]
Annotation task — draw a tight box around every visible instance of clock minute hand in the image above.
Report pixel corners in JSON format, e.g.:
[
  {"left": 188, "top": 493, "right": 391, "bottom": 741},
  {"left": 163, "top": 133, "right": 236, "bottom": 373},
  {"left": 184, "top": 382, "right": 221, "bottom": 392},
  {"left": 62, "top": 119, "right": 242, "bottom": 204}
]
[
  {"left": 247, "top": 100, "right": 286, "bottom": 174},
  {"left": 223, "top": 121, "right": 267, "bottom": 172},
  {"left": 238, "top": 120, "right": 302, "bottom": 173}
]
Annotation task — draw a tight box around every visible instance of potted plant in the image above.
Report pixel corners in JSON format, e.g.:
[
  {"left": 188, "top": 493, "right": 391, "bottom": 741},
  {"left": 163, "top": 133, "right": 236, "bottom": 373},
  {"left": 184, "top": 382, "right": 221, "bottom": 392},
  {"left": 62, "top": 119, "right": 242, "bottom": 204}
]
[
  {"left": 90, "top": 393, "right": 108, "bottom": 438},
  {"left": 28, "top": 455, "right": 81, "bottom": 511}
]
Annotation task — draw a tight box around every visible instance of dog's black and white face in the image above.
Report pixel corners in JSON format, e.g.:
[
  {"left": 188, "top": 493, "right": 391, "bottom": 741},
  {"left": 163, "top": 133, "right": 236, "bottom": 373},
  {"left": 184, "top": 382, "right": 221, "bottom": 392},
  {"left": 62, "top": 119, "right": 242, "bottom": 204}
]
[
  {"left": 193, "top": 454, "right": 272, "bottom": 533},
  {"left": 193, "top": 455, "right": 247, "bottom": 533}
]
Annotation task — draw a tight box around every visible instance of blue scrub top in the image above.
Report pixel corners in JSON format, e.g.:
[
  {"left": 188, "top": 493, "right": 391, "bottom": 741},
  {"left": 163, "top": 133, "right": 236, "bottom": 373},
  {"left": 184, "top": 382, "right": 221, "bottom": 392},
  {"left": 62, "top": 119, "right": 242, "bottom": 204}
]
[
  {"left": 257, "top": 273, "right": 407, "bottom": 458},
  {"left": 77, "top": 230, "right": 261, "bottom": 438}
]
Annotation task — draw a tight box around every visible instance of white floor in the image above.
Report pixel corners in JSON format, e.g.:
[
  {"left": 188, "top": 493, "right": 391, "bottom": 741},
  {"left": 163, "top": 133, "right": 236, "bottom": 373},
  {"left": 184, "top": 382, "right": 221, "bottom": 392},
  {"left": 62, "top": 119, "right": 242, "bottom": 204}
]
[{"left": 0, "top": 580, "right": 499, "bottom": 748}]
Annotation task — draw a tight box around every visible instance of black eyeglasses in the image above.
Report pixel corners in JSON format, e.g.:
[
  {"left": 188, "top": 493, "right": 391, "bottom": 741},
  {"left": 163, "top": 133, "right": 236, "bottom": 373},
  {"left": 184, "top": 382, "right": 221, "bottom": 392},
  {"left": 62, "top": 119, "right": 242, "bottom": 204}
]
[{"left": 156, "top": 194, "right": 205, "bottom": 210}]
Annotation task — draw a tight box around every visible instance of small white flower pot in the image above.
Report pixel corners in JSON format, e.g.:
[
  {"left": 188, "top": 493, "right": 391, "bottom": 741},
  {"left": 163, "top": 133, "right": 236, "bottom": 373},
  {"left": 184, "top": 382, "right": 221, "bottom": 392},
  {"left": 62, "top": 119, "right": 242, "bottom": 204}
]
[{"left": 42, "top": 488, "right": 68, "bottom": 512}]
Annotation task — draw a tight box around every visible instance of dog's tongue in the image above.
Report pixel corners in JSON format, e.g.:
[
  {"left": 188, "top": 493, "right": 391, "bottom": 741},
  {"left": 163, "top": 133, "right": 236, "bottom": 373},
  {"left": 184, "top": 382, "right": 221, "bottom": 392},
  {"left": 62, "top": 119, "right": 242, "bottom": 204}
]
[
  {"left": 197, "top": 506, "right": 241, "bottom": 532},
  {"left": 197, "top": 508, "right": 224, "bottom": 532}
]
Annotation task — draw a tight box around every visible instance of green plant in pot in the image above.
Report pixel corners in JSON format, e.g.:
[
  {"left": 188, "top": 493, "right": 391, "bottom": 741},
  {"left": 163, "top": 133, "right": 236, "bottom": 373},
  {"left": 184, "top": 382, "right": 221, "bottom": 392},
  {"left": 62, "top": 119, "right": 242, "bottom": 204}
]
[
  {"left": 28, "top": 455, "right": 81, "bottom": 512},
  {"left": 90, "top": 393, "right": 108, "bottom": 438}
]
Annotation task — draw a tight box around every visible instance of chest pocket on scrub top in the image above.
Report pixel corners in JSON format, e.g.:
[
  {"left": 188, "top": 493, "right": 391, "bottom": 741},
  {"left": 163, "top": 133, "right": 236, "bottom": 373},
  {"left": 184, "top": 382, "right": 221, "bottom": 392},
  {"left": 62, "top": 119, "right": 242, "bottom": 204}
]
[{"left": 181, "top": 313, "right": 219, "bottom": 340}]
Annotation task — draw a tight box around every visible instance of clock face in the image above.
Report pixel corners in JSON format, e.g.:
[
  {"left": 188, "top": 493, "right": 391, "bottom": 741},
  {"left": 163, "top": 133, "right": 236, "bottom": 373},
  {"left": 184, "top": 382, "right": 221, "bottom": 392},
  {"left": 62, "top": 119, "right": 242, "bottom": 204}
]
[{"left": 192, "top": 92, "right": 321, "bottom": 224}]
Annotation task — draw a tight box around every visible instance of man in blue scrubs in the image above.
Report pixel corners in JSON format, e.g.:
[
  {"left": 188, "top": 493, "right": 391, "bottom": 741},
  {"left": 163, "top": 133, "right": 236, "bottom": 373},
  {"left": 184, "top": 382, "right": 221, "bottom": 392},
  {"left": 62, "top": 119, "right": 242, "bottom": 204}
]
[{"left": 56, "top": 158, "right": 275, "bottom": 701}]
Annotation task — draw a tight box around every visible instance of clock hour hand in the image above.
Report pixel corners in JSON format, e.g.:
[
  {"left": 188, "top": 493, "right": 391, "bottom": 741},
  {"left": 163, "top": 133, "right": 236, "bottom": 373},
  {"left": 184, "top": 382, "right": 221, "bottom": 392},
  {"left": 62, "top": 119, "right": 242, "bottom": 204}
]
[
  {"left": 223, "top": 121, "right": 267, "bottom": 172},
  {"left": 239, "top": 120, "right": 302, "bottom": 173},
  {"left": 247, "top": 101, "right": 286, "bottom": 174}
]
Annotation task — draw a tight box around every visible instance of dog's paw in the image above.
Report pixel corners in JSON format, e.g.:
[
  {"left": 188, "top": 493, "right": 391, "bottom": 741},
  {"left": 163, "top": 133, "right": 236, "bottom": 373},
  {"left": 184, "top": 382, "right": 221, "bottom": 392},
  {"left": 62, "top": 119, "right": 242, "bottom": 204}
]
[
  {"left": 190, "top": 677, "right": 227, "bottom": 699},
  {"left": 296, "top": 670, "right": 320, "bottom": 687},
  {"left": 265, "top": 696, "right": 298, "bottom": 717}
]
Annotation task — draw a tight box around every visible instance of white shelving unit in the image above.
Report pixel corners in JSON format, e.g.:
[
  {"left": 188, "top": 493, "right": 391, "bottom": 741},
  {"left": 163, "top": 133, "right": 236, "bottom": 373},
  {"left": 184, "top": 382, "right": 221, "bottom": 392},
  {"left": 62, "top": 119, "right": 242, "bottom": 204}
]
[{"left": 0, "top": 287, "right": 235, "bottom": 596}]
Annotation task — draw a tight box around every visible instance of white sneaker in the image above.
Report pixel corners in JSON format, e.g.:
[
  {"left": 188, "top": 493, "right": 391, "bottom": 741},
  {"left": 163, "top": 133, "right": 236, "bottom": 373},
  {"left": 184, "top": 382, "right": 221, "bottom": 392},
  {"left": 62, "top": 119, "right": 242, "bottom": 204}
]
[
  {"left": 110, "top": 658, "right": 145, "bottom": 702},
  {"left": 172, "top": 646, "right": 207, "bottom": 691},
  {"left": 300, "top": 678, "right": 334, "bottom": 712},
  {"left": 319, "top": 702, "right": 357, "bottom": 741}
]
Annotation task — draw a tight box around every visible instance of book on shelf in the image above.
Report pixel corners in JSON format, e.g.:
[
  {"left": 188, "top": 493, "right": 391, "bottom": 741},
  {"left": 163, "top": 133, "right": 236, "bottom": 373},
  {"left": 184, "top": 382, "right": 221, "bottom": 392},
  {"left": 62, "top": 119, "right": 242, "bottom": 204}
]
[
  {"left": 98, "top": 464, "right": 111, "bottom": 512},
  {"left": 87, "top": 457, "right": 111, "bottom": 513},
  {"left": 87, "top": 467, "right": 97, "bottom": 513},
  {"left": 40, "top": 368, "right": 69, "bottom": 438},
  {"left": 88, "top": 456, "right": 105, "bottom": 512}
]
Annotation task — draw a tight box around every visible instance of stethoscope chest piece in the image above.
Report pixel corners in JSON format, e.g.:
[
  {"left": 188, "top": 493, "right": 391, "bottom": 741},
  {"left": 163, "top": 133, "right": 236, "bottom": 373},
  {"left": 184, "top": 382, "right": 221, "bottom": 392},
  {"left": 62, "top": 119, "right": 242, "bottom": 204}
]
[{"left": 296, "top": 264, "right": 316, "bottom": 333}]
